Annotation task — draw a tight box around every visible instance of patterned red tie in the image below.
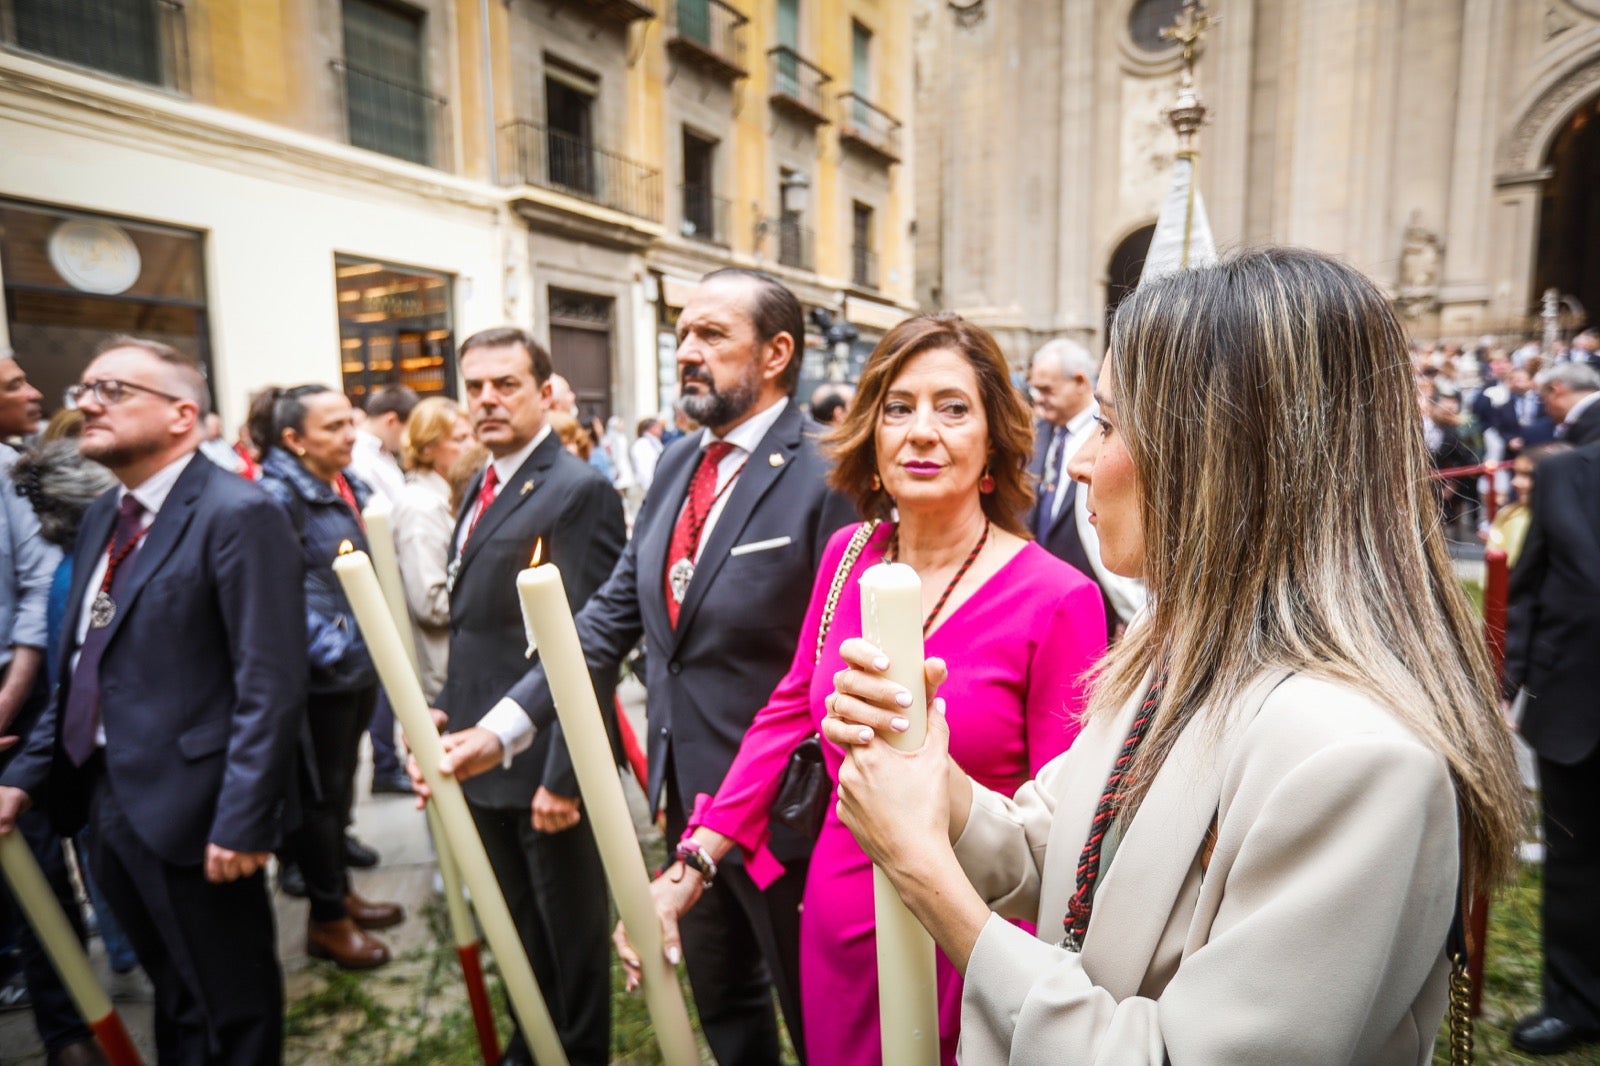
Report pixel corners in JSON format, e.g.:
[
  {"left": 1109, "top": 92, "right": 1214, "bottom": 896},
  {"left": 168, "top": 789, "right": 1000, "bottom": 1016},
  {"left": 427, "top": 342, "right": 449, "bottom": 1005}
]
[
  {"left": 462, "top": 465, "right": 499, "bottom": 547},
  {"left": 664, "top": 442, "right": 735, "bottom": 627}
]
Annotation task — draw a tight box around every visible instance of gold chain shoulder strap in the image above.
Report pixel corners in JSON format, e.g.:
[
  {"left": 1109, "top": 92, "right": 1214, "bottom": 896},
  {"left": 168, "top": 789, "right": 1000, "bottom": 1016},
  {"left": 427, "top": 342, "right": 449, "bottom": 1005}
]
[{"left": 815, "top": 520, "right": 880, "bottom": 665}]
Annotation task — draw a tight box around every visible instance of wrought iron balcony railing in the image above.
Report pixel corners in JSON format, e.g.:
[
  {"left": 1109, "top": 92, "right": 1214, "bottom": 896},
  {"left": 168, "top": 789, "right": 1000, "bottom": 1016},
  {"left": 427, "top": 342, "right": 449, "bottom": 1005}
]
[
  {"left": 775, "top": 217, "right": 813, "bottom": 271},
  {"left": 1, "top": 0, "right": 190, "bottom": 92},
  {"left": 768, "top": 46, "right": 830, "bottom": 127},
  {"left": 333, "top": 60, "right": 447, "bottom": 167},
  {"left": 852, "top": 243, "right": 878, "bottom": 289},
  {"left": 499, "top": 120, "right": 664, "bottom": 223},
  {"left": 680, "top": 183, "right": 732, "bottom": 245},
  {"left": 838, "top": 91, "right": 901, "bottom": 164},
  {"left": 667, "top": 0, "right": 747, "bottom": 80}
]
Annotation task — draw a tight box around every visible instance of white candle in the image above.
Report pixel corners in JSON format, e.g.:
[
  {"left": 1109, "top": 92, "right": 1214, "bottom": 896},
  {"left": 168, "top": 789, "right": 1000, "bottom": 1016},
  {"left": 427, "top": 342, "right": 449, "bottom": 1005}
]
[
  {"left": 361, "top": 506, "right": 419, "bottom": 676},
  {"left": 515, "top": 562, "right": 699, "bottom": 1066},
  {"left": 859, "top": 562, "right": 940, "bottom": 1066},
  {"left": 332, "top": 548, "right": 569, "bottom": 1066},
  {"left": 0, "top": 831, "right": 113, "bottom": 1023}
]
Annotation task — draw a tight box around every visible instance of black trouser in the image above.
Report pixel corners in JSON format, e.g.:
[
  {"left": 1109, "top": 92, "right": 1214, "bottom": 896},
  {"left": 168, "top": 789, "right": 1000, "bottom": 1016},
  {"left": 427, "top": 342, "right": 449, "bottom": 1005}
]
[
  {"left": 666, "top": 783, "right": 808, "bottom": 1066},
  {"left": 470, "top": 801, "right": 610, "bottom": 1066},
  {"left": 1538, "top": 749, "right": 1600, "bottom": 1029},
  {"left": 285, "top": 685, "right": 376, "bottom": 922},
  {"left": 366, "top": 690, "right": 402, "bottom": 783},
  {"left": 87, "top": 763, "right": 282, "bottom": 1065}
]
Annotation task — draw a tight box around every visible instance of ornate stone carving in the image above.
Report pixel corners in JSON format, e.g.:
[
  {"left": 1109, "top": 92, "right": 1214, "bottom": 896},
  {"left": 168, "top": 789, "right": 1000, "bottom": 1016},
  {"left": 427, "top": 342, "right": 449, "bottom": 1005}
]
[
  {"left": 1396, "top": 213, "right": 1443, "bottom": 320},
  {"left": 1545, "top": 5, "right": 1577, "bottom": 40},
  {"left": 1498, "top": 51, "right": 1600, "bottom": 176}
]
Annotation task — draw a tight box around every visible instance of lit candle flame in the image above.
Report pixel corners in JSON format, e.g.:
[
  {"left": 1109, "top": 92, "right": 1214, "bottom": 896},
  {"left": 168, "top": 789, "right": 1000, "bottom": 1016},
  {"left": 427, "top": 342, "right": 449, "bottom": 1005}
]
[
  {"left": 530, "top": 539, "right": 544, "bottom": 567},
  {"left": 338, "top": 539, "right": 354, "bottom": 556}
]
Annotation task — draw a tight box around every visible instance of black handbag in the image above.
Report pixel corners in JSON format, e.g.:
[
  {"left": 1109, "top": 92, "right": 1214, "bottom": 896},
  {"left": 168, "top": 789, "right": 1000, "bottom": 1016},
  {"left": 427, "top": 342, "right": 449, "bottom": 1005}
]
[{"left": 769, "top": 521, "right": 879, "bottom": 839}]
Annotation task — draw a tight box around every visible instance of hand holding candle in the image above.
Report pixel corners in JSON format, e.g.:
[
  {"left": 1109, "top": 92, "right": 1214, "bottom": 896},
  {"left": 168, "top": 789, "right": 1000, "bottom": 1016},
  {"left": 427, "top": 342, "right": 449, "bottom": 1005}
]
[
  {"left": 859, "top": 562, "right": 941, "bottom": 1066},
  {"left": 332, "top": 543, "right": 569, "bottom": 1066},
  {"left": 515, "top": 547, "right": 700, "bottom": 1066}
]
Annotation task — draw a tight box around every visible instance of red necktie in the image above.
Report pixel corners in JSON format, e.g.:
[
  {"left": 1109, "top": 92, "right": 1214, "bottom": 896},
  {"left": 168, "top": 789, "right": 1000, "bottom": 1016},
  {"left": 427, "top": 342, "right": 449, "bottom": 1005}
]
[
  {"left": 463, "top": 465, "right": 499, "bottom": 547},
  {"left": 664, "top": 442, "right": 735, "bottom": 627}
]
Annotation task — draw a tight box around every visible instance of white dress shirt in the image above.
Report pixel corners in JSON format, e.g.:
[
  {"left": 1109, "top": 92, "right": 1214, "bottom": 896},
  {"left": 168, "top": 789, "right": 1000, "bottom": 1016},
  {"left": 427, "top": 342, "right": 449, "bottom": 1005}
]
[
  {"left": 476, "top": 399, "right": 790, "bottom": 763},
  {"left": 351, "top": 430, "right": 406, "bottom": 505},
  {"left": 74, "top": 450, "right": 197, "bottom": 747}
]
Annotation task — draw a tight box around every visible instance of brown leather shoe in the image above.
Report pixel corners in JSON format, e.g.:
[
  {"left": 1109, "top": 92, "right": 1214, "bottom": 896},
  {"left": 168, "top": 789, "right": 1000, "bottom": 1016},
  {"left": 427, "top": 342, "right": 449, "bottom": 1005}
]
[
  {"left": 344, "top": 891, "right": 405, "bottom": 930},
  {"left": 307, "top": 917, "right": 390, "bottom": 970}
]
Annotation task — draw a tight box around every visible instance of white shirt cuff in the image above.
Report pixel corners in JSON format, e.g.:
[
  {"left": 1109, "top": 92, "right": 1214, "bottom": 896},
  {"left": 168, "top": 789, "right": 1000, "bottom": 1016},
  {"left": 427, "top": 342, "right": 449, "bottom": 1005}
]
[{"left": 478, "top": 698, "right": 536, "bottom": 769}]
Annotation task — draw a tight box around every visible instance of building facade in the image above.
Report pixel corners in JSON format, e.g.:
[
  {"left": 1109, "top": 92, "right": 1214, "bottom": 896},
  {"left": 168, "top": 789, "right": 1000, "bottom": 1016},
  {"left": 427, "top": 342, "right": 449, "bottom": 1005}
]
[
  {"left": 0, "top": 0, "right": 913, "bottom": 430},
  {"left": 914, "top": 0, "right": 1600, "bottom": 362}
]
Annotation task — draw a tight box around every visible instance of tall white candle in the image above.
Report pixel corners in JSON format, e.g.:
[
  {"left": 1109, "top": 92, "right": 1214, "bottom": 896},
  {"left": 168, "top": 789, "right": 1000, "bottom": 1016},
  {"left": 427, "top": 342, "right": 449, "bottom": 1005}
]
[
  {"left": 361, "top": 506, "right": 419, "bottom": 676},
  {"left": 859, "top": 562, "right": 940, "bottom": 1066},
  {"left": 332, "top": 547, "right": 569, "bottom": 1066},
  {"left": 515, "top": 562, "right": 700, "bottom": 1066},
  {"left": 0, "top": 831, "right": 114, "bottom": 1026}
]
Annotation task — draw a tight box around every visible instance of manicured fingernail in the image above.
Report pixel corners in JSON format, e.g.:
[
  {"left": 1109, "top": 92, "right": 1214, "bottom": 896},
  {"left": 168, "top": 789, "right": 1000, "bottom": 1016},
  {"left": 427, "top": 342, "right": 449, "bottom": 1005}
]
[
  {"left": 933, "top": 698, "right": 946, "bottom": 715},
  {"left": 666, "top": 945, "right": 681, "bottom": 965},
  {"left": 894, "top": 689, "right": 913, "bottom": 708},
  {"left": 873, "top": 655, "right": 890, "bottom": 671},
  {"left": 890, "top": 716, "right": 909, "bottom": 733},
  {"left": 857, "top": 727, "right": 874, "bottom": 743}
]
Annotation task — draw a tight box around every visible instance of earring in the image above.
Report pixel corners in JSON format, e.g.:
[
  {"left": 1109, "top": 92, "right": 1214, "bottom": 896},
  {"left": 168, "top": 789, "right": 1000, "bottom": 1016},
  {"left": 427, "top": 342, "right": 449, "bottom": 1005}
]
[
  {"left": 980, "top": 465, "right": 995, "bottom": 494},
  {"left": 293, "top": 447, "right": 307, "bottom": 458},
  {"left": 870, "top": 473, "right": 882, "bottom": 492}
]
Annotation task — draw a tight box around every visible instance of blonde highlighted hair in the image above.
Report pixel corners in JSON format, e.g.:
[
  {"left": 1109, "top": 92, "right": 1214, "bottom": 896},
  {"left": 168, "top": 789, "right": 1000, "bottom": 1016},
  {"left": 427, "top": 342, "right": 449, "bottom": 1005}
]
[
  {"left": 402, "top": 397, "right": 467, "bottom": 472},
  {"left": 1095, "top": 247, "right": 1522, "bottom": 893}
]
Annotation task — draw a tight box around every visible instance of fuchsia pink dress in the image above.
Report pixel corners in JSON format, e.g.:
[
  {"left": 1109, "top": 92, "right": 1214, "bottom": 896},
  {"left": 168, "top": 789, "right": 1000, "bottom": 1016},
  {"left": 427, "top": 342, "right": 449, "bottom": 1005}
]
[{"left": 694, "top": 522, "right": 1106, "bottom": 1065}]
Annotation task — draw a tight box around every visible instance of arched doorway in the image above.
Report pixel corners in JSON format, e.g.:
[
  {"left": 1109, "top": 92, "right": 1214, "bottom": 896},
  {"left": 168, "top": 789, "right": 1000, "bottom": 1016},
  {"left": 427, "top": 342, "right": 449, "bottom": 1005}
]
[
  {"left": 1104, "top": 224, "right": 1155, "bottom": 347},
  {"left": 1534, "top": 92, "right": 1600, "bottom": 332}
]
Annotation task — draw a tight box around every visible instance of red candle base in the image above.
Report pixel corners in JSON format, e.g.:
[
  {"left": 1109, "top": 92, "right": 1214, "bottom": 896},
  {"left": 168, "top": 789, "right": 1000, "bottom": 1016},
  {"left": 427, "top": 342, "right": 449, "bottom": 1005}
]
[
  {"left": 90, "top": 1010, "right": 143, "bottom": 1066},
  {"left": 458, "top": 942, "right": 501, "bottom": 1065}
]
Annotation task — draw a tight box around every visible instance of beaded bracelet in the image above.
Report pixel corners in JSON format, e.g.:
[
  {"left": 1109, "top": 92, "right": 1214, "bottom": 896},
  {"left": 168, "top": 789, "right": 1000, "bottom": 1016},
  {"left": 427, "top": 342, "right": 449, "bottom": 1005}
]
[{"left": 674, "top": 838, "right": 717, "bottom": 887}]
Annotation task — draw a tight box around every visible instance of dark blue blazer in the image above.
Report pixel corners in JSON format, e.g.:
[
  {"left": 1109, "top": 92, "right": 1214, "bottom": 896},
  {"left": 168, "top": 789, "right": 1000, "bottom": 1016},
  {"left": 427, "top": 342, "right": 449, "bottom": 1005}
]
[
  {"left": 0, "top": 453, "right": 307, "bottom": 865},
  {"left": 506, "top": 401, "right": 857, "bottom": 829}
]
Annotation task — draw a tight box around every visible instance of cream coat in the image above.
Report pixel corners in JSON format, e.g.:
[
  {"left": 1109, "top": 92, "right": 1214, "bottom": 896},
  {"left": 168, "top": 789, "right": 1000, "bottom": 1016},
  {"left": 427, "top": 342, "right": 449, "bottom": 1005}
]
[
  {"left": 391, "top": 470, "right": 453, "bottom": 700},
  {"left": 953, "top": 672, "right": 1459, "bottom": 1065}
]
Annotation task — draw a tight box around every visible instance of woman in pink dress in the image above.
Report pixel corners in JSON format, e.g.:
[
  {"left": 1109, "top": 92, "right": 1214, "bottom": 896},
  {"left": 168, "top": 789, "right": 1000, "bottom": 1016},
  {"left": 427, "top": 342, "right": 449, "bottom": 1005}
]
[{"left": 618, "top": 314, "right": 1107, "bottom": 1064}]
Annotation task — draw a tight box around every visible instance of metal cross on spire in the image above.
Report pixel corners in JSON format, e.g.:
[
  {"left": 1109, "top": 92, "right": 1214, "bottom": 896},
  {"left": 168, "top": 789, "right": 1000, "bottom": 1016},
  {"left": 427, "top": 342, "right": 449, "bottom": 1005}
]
[
  {"left": 1160, "top": 0, "right": 1217, "bottom": 149},
  {"left": 1140, "top": 0, "right": 1220, "bottom": 281}
]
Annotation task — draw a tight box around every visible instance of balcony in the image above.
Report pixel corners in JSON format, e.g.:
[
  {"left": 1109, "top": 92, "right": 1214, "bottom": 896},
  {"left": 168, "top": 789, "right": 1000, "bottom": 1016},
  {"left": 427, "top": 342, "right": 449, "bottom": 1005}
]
[
  {"left": 334, "top": 60, "right": 446, "bottom": 167},
  {"left": 852, "top": 244, "right": 878, "bottom": 289},
  {"left": 666, "top": 0, "right": 747, "bottom": 81},
  {"left": 1, "top": 0, "right": 190, "bottom": 92},
  {"left": 680, "top": 184, "right": 732, "bottom": 245},
  {"left": 774, "top": 217, "right": 813, "bottom": 271},
  {"left": 838, "top": 92, "right": 901, "bottom": 165},
  {"left": 768, "top": 46, "right": 831, "bottom": 128},
  {"left": 569, "top": 0, "right": 656, "bottom": 24},
  {"left": 499, "top": 120, "right": 664, "bottom": 223}
]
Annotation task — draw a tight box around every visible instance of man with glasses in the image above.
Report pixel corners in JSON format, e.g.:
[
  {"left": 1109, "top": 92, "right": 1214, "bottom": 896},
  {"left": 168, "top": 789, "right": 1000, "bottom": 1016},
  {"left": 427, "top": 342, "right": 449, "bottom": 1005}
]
[{"left": 0, "top": 336, "right": 305, "bottom": 1065}]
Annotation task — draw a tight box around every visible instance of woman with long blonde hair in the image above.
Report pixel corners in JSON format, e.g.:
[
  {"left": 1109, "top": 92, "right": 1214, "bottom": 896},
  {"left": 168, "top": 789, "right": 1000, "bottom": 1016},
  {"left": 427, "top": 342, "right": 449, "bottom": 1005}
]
[{"left": 820, "top": 247, "right": 1524, "bottom": 1063}]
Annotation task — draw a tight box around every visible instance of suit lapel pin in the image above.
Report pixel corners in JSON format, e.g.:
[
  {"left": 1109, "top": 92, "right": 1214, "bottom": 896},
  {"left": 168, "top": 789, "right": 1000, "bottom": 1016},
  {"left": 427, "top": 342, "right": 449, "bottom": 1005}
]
[
  {"left": 520, "top": 480, "right": 535, "bottom": 496},
  {"left": 768, "top": 452, "right": 785, "bottom": 468}
]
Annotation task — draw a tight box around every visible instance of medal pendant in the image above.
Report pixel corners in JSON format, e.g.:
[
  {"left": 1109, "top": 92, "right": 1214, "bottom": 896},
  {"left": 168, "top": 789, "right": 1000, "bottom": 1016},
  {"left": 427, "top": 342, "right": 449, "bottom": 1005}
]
[
  {"left": 668, "top": 557, "right": 695, "bottom": 604},
  {"left": 90, "top": 591, "right": 116, "bottom": 629},
  {"left": 446, "top": 557, "right": 461, "bottom": 595}
]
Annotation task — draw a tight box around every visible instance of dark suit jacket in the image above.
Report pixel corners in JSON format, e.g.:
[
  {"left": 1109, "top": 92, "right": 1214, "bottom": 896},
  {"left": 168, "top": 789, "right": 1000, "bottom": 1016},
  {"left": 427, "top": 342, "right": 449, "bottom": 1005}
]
[
  {"left": 507, "top": 401, "right": 856, "bottom": 832},
  {"left": 0, "top": 453, "right": 306, "bottom": 865},
  {"left": 437, "top": 433, "right": 625, "bottom": 809},
  {"left": 1505, "top": 440, "right": 1600, "bottom": 764},
  {"left": 1562, "top": 397, "right": 1600, "bottom": 446}
]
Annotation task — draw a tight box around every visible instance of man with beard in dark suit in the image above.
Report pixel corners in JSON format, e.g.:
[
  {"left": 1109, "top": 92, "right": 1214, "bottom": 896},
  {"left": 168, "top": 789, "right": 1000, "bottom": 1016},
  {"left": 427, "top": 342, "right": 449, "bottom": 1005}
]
[
  {"left": 1505, "top": 438, "right": 1600, "bottom": 1054},
  {"left": 436, "top": 327, "right": 625, "bottom": 1066},
  {"left": 421, "top": 269, "right": 855, "bottom": 1065}
]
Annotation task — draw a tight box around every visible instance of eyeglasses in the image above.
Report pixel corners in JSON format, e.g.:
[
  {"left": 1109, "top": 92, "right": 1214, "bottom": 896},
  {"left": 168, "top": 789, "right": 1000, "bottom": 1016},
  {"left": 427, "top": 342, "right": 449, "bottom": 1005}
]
[{"left": 64, "top": 379, "right": 186, "bottom": 410}]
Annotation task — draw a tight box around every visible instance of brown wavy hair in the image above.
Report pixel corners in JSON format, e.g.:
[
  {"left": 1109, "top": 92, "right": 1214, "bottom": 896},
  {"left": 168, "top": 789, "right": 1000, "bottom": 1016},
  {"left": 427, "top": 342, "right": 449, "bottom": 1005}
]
[{"left": 825, "top": 314, "right": 1034, "bottom": 537}]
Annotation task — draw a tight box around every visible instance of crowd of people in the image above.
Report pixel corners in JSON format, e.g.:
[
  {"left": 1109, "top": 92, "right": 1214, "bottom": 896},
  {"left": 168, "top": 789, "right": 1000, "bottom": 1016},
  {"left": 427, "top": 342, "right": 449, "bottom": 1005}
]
[{"left": 0, "top": 250, "right": 1587, "bottom": 1065}]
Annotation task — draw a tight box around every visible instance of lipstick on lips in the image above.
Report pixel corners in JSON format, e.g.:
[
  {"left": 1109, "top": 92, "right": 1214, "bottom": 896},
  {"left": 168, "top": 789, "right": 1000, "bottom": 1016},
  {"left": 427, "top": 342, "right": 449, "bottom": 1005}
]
[{"left": 903, "top": 460, "right": 941, "bottom": 476}]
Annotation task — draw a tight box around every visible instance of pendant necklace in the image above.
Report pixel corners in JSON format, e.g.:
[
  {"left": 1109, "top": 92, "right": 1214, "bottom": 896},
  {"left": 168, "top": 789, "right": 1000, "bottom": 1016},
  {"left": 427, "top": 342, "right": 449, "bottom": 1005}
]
[
  {"left": 669, "top": 457, "right": 750, "bottom": 604},
  {"left": 885, "top": 518, "right": 991, "bottom": 635},
  {"left": 90, "top": 527, "right": 150, "bottom": 629}
]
